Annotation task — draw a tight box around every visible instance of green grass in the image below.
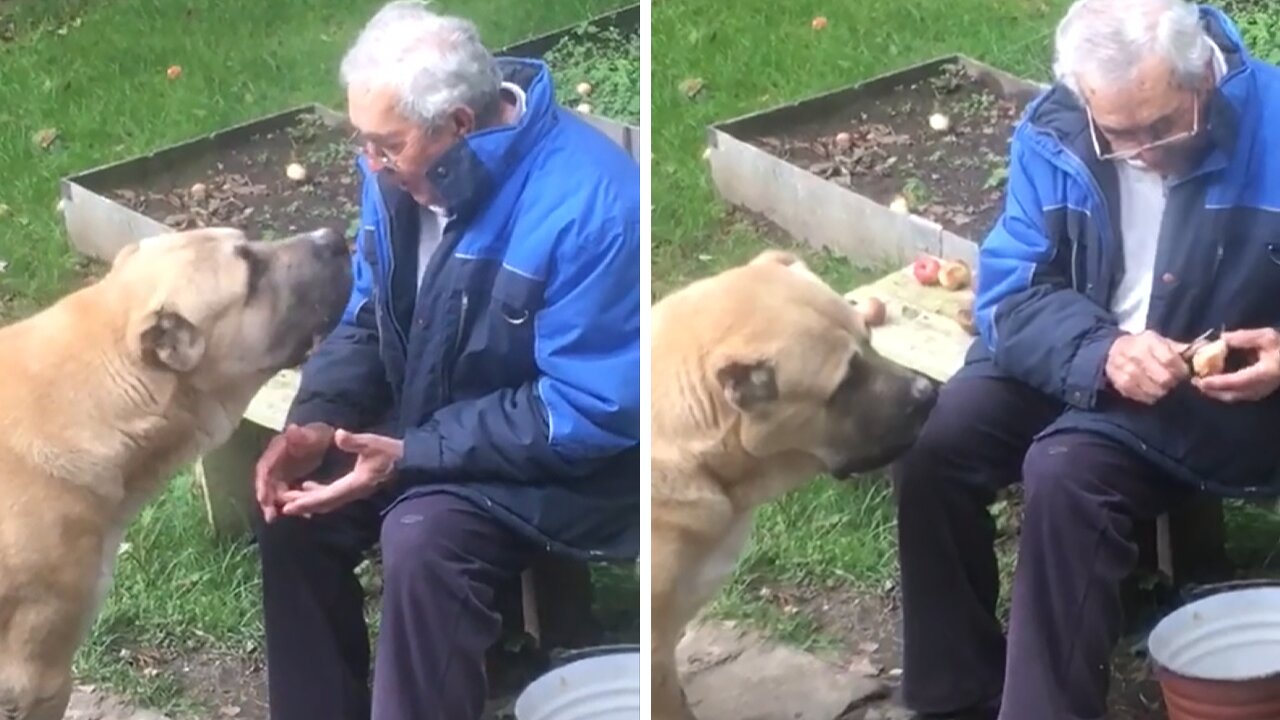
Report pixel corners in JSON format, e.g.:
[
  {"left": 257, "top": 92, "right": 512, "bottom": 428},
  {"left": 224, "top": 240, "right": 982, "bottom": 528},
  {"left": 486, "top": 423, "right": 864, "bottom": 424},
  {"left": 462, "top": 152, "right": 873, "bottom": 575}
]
[
  {"left": 1, "top": 0, "right": 636, "bottom": 709},
  {"left": 73, "top": 475, "right": 263, "bottom": 712},
  {"left": 652, "top": 0, "right": 1280, "bottom": 649}
]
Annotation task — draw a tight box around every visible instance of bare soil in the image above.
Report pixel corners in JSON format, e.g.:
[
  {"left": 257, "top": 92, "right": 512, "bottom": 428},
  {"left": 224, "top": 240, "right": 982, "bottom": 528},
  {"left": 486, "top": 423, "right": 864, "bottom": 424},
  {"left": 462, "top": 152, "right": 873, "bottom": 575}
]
[
  {"left": 106, "top": 110, "right": 361, "bottom": 242},
  {"left": 744, "top": 581, "right": 1170, "bottom": 720},
  {"left": 744, "top": 62, "right": 1033, "bottom": 242}
]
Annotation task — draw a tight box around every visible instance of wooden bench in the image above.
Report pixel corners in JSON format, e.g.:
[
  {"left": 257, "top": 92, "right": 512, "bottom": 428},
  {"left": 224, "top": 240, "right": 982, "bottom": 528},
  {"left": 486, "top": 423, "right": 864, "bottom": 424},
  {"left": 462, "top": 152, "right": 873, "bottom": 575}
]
[
  {"left": 842, "top": 265, "right": 1226, "bottom": 590},
  {"left": 192, "top": 370, "right": 589, "bottom": 646}
]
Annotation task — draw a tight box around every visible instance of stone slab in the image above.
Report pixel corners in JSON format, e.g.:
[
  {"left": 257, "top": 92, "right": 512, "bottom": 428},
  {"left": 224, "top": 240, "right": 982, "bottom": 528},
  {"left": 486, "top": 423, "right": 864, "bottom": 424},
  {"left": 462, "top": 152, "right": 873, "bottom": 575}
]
[
  {"left": 65, "top": 687, "right": 171, "bottom": 720},
  {"left": 677, "top": 621, "right": 887, "bottom": 720}
]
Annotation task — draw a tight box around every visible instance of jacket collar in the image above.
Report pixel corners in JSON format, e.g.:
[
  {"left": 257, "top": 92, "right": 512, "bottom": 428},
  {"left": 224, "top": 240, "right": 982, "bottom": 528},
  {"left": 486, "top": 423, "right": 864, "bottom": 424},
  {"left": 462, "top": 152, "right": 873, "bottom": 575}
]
[
  {"left": 424, "top": 58, "right": 556, "bottom": 222},
  {"left": 358, "top": 58, "right": 558, "bottom": 224}
]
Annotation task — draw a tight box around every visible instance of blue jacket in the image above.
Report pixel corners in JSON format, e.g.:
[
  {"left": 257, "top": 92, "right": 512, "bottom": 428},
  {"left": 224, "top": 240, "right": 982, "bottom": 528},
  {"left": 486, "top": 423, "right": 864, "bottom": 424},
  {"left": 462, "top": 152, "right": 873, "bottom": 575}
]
[
  {"left": 964, "top": 6, "right": 1280, "bottom": 498},
  {"left": 287, "top": 59, "right": 641, "bottom": 560}
]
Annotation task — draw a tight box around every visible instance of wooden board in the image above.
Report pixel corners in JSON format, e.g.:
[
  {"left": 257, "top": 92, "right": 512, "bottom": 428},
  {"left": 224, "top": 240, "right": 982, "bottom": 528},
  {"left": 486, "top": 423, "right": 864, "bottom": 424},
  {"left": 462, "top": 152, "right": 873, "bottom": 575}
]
[
  {"left": 242, "top": 368, "right": 301, "bottom": 432},
  {"left": 842, "top": 265, "right": 977, "bottom": 383}
]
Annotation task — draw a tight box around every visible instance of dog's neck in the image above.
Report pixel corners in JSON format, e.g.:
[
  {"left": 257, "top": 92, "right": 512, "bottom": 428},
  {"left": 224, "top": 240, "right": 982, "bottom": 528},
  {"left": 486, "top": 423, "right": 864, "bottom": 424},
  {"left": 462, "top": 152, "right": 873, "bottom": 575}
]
[{"left": 0, "top": 287, "right": 247, "bottom": 517}]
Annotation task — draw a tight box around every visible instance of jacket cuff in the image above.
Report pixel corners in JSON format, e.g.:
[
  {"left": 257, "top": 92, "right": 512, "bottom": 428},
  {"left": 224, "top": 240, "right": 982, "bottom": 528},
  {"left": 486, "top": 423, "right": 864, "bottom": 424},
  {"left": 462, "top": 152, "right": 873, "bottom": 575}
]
[
  {"left": 284, "top": 400, "right": 364, "bottom": 431},
  {"left": 1064, "top": 328, "right": 1123, "bottom": 409},
  {"left": 396, "top": 423, "right": 443, "bottom": 478}
]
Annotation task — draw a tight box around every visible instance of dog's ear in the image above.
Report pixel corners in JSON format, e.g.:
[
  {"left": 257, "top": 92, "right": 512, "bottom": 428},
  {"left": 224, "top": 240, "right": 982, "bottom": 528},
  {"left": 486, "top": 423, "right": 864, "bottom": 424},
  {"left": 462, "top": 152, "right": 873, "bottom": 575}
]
[
  {"left": 138, "top": 308, "right": 205, "bottom": 372},
  {"left": 715, "top": 359, "right": 778, "bottom": 412}
]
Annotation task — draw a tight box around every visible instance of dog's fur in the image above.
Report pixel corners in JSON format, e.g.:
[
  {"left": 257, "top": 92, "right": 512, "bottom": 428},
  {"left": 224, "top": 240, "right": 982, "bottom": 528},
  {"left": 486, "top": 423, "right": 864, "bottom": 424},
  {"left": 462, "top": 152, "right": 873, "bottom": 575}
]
[
  {"left": 650, "top": 250, "right": 937, "bottom": 719},
  {"left": 0, "top": 227, "right": 351, "bottom": 720}
]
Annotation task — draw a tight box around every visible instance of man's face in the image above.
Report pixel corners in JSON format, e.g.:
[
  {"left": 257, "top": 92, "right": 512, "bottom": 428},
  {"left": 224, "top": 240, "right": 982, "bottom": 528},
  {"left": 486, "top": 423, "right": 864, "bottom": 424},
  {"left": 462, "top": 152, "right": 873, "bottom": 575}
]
[
  {"left": 1081, "top": 53, "right": 1212, "bottom": 176},
  {"left": 346, "top": 84, "right": 474, "bottom": 207}
]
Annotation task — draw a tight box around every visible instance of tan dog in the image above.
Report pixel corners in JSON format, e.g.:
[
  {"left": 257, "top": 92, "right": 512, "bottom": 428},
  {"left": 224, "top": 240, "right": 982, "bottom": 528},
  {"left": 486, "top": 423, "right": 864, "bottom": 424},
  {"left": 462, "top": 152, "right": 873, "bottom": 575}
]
[
  {"left": 651, "top": 250, "right": 938, "bottom": 720},
  {"left": 0, "top": 227, "right": 351, "bottom": 720}
]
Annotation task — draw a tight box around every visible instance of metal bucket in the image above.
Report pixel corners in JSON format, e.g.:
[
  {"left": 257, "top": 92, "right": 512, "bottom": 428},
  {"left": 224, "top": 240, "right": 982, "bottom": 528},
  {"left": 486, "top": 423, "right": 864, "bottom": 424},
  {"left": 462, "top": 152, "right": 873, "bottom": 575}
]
[
  {"left": 1147, "top": 580, "right": 1280, "bottom": 719},
  {"left": 512, "top": 644, "right": 640, "bottom": 720}
]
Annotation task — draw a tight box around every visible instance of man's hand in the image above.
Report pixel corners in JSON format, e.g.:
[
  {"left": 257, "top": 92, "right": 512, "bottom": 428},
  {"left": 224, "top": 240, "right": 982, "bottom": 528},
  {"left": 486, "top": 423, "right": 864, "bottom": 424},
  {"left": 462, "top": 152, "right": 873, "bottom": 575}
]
[
  {"left": 254, "top": 422, "right": 335, "bottom": 523},
  {"left": 1105, "top": 330, "right": 1191, "bottom": 405},
  {"left": 1193, "top": 328, "right": 1280, "bottom": 402},
  {"left": 278, "top": 430, "right": 404, "bottom": 517}
]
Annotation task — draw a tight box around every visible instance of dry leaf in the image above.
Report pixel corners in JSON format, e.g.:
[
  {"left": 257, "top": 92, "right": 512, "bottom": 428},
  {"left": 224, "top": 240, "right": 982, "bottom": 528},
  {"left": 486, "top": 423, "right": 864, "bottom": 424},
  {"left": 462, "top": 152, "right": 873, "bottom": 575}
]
[
  {"left": 678, "top": 77, "right": 705, "bottom": 99},
  {"left": 32, "top": 127, "right": 58, "bottom": 150}
]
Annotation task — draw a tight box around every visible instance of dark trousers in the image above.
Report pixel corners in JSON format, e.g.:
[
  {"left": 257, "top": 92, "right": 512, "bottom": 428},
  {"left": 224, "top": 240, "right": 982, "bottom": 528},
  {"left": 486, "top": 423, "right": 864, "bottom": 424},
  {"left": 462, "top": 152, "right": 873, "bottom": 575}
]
[
  {"left": 893, "top": 374, "right": 1188, "bottom": 720},
  {"left": 255, "top": 480, "right": 534, "bottom": 720}
]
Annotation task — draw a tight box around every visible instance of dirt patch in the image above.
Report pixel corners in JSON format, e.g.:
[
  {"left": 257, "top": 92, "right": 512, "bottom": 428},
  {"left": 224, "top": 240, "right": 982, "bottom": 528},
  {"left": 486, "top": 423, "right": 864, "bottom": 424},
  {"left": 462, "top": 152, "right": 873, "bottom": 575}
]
[
  {"left": 751, "top": 582, "right": 1170, "bottom": 718},
  {"left": 106, "top": 110, "right": 360, "bottom": 242},
  {"left": 744, "top": 61, "right": 1033, "bottom": 242},
  {"left": 166, "top": 650, "right": 267, "bottom": 720}
]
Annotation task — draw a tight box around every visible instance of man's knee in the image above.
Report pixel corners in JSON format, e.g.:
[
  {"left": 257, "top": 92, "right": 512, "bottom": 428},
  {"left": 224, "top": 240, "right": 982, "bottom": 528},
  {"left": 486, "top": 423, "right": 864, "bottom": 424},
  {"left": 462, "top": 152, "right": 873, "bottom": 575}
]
[
  {"left": 1020, "top": 432, "right": 1143, "bottom": 527},
  {"left": 378, "top": 495, "right": 492, "bottom": 590},
  {"left": 895, "top": 376, "right": 1027, "bottom": 496}
]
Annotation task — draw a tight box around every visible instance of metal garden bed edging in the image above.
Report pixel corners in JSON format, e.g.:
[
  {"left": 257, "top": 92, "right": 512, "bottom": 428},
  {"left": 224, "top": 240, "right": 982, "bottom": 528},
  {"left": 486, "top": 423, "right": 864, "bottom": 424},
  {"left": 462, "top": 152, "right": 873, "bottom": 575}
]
[
  {"left": 59, "top": 103, "right": 346, "bottom": 262},
  {"left": 705, "top": 54, "right": 1048, "bottom": 269}
]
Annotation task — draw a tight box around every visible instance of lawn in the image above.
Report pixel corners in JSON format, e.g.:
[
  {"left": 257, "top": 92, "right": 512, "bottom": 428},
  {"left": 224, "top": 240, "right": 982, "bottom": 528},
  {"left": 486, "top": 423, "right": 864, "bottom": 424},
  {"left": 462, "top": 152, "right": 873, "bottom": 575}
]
[
  {"left": 651, "top": 0, "right": 1280, "bottom": 683},
  {"left": 0, "top": 0, "right": 637, "bottom": 714}
]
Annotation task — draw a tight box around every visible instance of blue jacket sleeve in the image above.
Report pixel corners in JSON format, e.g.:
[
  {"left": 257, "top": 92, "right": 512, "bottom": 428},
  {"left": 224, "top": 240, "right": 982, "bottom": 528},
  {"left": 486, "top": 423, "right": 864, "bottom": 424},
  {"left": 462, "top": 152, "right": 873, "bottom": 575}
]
[
  {"left": 397, "top": 216, "right": 641, "bottom": 482},
  {"left": 286, "top": 224, "right": 392, "bottom": 431},
  {"left": 974, "top": 135, "right": 1122, "bottom": 410}
]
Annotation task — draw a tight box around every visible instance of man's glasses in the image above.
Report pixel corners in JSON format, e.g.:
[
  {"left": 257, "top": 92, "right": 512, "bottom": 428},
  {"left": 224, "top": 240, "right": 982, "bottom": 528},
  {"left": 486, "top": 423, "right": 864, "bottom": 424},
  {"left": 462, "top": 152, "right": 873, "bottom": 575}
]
[
  {"left": 349, "top": 130, "right": 400, "bottom": 172},
  {"left": 1088, "top": 97, "right": 1200, "bottom": 162}
]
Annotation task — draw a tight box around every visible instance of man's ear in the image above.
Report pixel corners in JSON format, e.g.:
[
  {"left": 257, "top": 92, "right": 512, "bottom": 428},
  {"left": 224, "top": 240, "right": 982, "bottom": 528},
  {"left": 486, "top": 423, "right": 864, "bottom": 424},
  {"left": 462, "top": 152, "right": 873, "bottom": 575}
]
[
  {"left": 138, "top": 309, "right": 205, "bottom": 372},
  {"left": 715, "top": 359, "right": 779, "bottom": 412}
]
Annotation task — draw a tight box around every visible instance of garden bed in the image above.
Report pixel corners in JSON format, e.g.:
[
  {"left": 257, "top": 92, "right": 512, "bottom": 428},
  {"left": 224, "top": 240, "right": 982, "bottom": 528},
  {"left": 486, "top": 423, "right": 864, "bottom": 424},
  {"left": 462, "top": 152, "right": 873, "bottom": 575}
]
[
  {"left": 108, "top": 108, "right": 359, "bottom": 243},
  {"left": 747, "top": 60, "right": 1027, "bottom": 240},
  {"left": 705, "top": 55, "right": 1045, "bottom": 268},
  {"left": 543, "top": 20, "right": 641, "bottom": 126}
]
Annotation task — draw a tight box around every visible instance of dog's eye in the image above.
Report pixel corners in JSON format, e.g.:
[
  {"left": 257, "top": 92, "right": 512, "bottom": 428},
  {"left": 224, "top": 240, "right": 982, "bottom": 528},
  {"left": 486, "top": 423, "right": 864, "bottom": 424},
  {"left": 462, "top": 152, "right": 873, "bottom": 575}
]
[
  {"left": 235, "top": 244, "right": 267, "bottom": 300},
  {"left": 831, "top": 355, "right": 866, "bottom": 400}
]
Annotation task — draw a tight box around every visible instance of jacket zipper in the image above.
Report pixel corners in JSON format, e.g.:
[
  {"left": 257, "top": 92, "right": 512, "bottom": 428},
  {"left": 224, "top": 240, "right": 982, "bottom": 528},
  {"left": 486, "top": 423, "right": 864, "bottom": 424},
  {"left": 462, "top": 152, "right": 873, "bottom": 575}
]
[
  {"left": 442, "top": 290, "right": 469, "bottom": 403},
  {"left": 371, "top": 176, "right": 409, "bottom": 350}
]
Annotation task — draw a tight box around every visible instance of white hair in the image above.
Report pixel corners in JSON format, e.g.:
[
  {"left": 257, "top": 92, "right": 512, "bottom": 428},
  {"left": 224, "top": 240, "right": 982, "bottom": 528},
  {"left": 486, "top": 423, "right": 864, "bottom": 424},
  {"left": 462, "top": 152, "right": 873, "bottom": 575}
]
[
  {"left": 339, "top": 0, "right": 502, "bottom": 128},
  {"left": 1053, "top": 0, "right": 1213, "bottom": 96}
]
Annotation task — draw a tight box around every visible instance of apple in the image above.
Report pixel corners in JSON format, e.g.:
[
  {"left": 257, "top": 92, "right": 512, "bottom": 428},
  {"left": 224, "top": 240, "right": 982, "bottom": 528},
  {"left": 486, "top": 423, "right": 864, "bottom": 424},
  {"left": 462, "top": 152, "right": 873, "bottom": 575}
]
[
  {"left": 859, "top": 296, "right": 887, "bottom": 327},
  {"left": 834, "top": 131, "right": 853, "bottom": 150},
  {"left": 1192, "top": 338, "right": 1228, "bottom": 377},
  {"left": 912, "top": 255, "right": 941, "bottom": 285},
  {"left": 938, "top": 260, "right": 972, "bottom": 290}
]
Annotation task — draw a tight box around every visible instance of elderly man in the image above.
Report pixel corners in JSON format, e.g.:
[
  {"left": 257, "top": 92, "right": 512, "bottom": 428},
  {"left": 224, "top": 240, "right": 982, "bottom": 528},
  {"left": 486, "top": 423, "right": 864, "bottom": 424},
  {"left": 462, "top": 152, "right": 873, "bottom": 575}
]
[
  {"left": 248, "top": 3, "right": 640, "bottom": 720},
  {"left": 893, "top": 1, "right": 1280, "bottom": 719}
]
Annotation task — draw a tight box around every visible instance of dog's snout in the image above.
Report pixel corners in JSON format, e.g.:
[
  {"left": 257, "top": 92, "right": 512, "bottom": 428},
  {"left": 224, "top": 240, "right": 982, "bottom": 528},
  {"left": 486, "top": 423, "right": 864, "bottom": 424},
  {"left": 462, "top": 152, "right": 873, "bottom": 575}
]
[{"left": 909, "top": 374, "right": 938, "bottom": 414}]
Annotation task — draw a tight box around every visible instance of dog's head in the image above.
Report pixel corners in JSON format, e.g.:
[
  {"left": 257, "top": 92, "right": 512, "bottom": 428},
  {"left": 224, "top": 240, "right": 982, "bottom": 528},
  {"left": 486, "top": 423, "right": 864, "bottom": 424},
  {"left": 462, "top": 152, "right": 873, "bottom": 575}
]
[
  {"left": 106, "top": 227, "right": 353, "bottom": 388},
  {"left": 667, "top": 250, "right": 937, "bottom": 480}
]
